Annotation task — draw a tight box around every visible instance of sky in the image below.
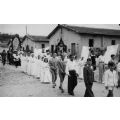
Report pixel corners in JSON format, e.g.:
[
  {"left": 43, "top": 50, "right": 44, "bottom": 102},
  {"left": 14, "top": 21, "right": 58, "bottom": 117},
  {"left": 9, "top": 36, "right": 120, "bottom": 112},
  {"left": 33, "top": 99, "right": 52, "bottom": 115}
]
[{"left": 0, "top": 24, "right": 120, "bottom": 36}]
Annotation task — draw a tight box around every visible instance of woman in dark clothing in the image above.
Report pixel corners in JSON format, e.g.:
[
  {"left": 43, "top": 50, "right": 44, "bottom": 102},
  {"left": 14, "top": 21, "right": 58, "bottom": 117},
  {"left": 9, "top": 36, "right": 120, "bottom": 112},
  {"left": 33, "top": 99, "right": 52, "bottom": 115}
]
[{"left": 83, "top": 58, "right": 94, "bottom": 97}]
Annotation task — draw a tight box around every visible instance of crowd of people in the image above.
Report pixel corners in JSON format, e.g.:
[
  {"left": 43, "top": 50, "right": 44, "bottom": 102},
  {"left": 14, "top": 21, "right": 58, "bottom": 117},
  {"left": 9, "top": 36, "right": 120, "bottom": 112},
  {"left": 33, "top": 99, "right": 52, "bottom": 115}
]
[
  {"left": 19, "top": 50, "right": 120, "bottom": 97},
  {"left": 0, "top": 50, "right": 21, "bottom": 67},
  {"left": 0, "top": 48, "right": 120, "bottom": 97},
  {"left": 86, "top": 49, "right": 120, "bottom": 97}
]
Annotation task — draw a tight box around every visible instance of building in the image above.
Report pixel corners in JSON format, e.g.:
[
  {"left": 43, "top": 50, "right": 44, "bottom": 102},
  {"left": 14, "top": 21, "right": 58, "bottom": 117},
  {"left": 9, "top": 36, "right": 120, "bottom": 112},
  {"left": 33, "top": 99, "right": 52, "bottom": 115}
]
[
  {"left": 48, "top": 24, "right": 120, "bottom": 58},
  {"left": 22, "top": 35, "right": 49, "bottom": 53}
]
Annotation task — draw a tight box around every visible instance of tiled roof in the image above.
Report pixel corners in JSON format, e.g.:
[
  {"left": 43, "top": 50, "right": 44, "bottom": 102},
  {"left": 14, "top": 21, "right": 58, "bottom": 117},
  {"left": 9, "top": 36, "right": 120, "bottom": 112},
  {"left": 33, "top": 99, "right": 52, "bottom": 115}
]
[
  {"left": 48, "top": 24, "right": 120, "bottom": 38},
  {"left": 23, "top": 35, "right": 49, "bottom": 42},
  {"left": 64, "top": 25, "right": 120, "bottom": 36}
]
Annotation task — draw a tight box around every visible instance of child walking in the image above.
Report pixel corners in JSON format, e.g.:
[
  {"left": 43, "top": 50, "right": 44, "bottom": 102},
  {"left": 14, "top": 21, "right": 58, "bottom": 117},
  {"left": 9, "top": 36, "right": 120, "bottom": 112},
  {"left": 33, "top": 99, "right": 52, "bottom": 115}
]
[{"left": 104, "top": 61, "right": 118, "bottom": 97}]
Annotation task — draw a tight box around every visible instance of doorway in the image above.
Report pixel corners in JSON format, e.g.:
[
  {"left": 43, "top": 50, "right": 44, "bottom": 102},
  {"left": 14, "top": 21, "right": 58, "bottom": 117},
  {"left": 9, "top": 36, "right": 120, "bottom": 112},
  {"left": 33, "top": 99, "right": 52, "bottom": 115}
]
[
  {"left": 89, "top": 39, "right": 94, "bottom": 47},
  {"left": 71, "top": 43, "right": 76, "bottom": 55}
]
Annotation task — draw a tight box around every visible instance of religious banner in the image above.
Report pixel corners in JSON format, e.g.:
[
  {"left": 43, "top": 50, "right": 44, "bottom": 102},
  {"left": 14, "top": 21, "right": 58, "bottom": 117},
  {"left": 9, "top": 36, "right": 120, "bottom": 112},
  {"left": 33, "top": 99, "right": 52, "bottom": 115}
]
[
  {"left": 104, "top": 44, "right": 119, "bottom": 64},
  {"left": 13, "top": 37, "right": 20, "bottom": 51},
  {"left": 55, "top": 38, "right": 67, "bottom": 54},
  {"left": 81, "top": 46, "right": 90, "bottom": 62},
  {"left": 9, "top": 35, "right": 21, "bottom": 53}
]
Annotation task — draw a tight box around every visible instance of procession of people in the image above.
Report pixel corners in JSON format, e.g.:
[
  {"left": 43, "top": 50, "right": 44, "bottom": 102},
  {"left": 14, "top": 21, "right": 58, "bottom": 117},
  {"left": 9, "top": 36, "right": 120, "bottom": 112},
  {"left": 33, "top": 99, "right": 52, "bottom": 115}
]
[{"left": 0, "top": 46, "right": 120, "bottom": 97}]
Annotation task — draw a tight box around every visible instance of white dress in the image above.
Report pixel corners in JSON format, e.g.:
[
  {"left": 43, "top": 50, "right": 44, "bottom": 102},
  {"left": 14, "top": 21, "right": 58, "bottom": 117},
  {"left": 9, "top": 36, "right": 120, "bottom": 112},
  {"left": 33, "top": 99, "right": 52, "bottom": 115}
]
[
  {"left": 32, "top": 58, "right": 37, "bottom": 77},
  {"left": 35, "top": 59, "right": 41, "bottom": 78},
  {"left": 41, "top": 62, "right": 52, "bottom": 83},
  {"left": 24, "top": 57, "right": 28, "bottom": 73},
  {"left": 21, "top": 56, "right": 26, "bottom": 72},
  {"left": 27, "top": 57, "right": 31, "bottom": 75},
  {"left": 40, "top": 60, "right": 44, "bottom": 82},
  {"left": 31, "top": 57, "right": 36, "bottom": 76}
]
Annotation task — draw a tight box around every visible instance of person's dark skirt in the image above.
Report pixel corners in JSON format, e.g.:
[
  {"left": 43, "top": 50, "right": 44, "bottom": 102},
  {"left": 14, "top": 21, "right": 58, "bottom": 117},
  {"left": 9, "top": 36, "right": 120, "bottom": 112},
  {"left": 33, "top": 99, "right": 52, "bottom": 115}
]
[
  {"left": 118, "top": 72, "right": 120, "bottom": 87},
  {"left": 68, "top": 70, "right": 77, "bottom": 95},
  {"left": 84, "top": 83, "right": 94, "bottom": 97},
  {"left": 2, "top": 59, "right": 6, "bottom": 66},
  {"left": 107, "top": 90, "right": 113, "bottom": 97}
]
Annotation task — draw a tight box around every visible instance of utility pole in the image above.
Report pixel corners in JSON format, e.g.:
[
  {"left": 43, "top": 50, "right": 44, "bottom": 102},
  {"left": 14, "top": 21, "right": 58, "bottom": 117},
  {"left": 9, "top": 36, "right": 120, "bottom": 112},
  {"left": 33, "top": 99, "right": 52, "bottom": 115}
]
[{"left": 26, "top": 25, "right": 28, "bottom": 35}]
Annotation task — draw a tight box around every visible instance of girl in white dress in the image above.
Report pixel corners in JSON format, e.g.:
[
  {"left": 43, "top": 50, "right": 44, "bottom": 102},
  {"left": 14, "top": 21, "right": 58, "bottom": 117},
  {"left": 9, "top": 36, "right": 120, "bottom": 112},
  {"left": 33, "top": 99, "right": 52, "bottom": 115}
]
[
  {"left": 32, "top": 56, "right": 37, "bottom": 77},
  {"left": 30, "top": 54, "right": 36, "bottom": 76},
  {"left": 27, "top": 55, "right": 32, "bottom": 75},
  {"left": 20, "top": 54, "right": 26, "bottom": 73},
  {"left": 24, "top": 55, "right": 28, "bottom": 73},
  {"left": 41, "top": 57, "right": 52, "bottom": 83},
  {"left": 40, "top": 57, "right": 44, "bottom": 82},
  {"left": 35, "top": 55, "right": 41, "bottom": 79}
]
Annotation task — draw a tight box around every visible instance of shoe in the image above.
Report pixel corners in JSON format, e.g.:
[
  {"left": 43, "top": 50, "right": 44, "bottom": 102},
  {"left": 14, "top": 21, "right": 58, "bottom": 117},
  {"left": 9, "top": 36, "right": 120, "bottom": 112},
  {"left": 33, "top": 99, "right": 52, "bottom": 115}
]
[
  {"left": 61, "top": 89, "right": 64, "bottom": 93},
  {"left": 68, "top": 92, "right": 74, "bottom": 96},
  {"left": 59, "top": 86, "right": 61, "bottom": 89},
  {"left": 52, "top": 84, "right": 56, "bottom": 88},
  {"left": 71, "top": 92, "right": 74, "bottom": 96}
]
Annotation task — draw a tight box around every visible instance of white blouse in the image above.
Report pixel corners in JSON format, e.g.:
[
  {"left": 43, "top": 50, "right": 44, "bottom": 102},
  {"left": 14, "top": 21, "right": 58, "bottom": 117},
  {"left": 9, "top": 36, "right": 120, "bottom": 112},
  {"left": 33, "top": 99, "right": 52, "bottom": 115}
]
[
  {"left": 104, "top": 69, "right": 118, "bottom": 87},
  {"left": 66, "top": 60, "right": 79, "bottom": 75},
  {"left": 117, "top": 63, "right": 120, "bottom": 72}
]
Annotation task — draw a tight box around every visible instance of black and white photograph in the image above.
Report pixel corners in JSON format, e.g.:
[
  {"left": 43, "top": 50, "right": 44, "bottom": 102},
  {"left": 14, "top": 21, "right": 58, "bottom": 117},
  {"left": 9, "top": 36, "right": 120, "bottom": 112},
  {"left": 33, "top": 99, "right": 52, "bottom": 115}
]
[
  {"left": 0, "top": 24, "right": 120, "bottom": 97},
  {"left": 1, "top": 1, "right": 120, "bottom": 120}
]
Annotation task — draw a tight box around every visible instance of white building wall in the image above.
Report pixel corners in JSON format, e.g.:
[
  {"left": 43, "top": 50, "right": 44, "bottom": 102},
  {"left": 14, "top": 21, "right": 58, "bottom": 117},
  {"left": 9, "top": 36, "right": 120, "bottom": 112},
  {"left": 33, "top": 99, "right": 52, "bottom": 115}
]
[
  {"left": 49, "top": 28, "right": 82, "bottom": 57},
  {"left": 49, "top": 27, "right": 120, "bottom": 58},
  {"left": 103, "top": 36, "right": 120, "bottom": 47},
  {"left": 22, "top": 38, "right": 35, "bottom": 50},
  {"left": 35, "top": 42, "right": 49, "bottom": 49},
  {"left": 22, "top": 38, "right": 49, "bottom": 51},
  {"left": 62, "top": 28, "right": 81, "bottom": 57},
  {"left": 80, "top": 34, "right": 102, "bottom": 47},
  {"left": 49, "top": 29, "right": 61, "bottom": 47}
]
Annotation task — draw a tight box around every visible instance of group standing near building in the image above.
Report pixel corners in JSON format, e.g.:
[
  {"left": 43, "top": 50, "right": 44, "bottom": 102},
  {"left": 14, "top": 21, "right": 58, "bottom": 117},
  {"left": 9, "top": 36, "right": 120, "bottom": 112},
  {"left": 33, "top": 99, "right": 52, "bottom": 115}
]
[
  {"left": 1, "top": 24, "right": 120, "bottom": 97},
  {"left": 0, "top": 47, "right": 120, "bottom": 97}
]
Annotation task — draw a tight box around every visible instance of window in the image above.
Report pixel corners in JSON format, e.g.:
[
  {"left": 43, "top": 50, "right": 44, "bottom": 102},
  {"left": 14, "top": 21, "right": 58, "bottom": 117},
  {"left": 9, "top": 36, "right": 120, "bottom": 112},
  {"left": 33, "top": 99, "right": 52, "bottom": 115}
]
[
  {"left": 111, "top": 40, "right": 116, "bottom": 45},
  {"left": 89, "top": 39, "right": 94, "bottom": 47},
  {"left": 41, "top": 44, "right": 45, "bottom": 49}
]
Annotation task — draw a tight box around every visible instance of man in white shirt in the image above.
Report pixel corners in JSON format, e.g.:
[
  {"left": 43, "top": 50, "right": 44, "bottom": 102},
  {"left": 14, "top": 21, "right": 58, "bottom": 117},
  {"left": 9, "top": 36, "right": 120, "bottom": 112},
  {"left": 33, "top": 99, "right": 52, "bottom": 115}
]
[
  {"left": 104, "top": 61, "right": 118, "bottom": 97},
  {"left": 66, "top": 55, "right": 79, "bottom": 96}
]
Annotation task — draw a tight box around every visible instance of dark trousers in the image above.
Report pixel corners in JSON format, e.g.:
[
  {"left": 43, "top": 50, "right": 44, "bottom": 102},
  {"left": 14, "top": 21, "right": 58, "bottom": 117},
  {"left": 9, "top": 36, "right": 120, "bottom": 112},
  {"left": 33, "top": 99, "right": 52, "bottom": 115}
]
[
  {"left": 51, "top": 70, "right": 57, "bottom": 84},
  {"left": 107, "top": 90, "right": 113, "bottom": 97},
  {"left": 2, "top": 59, "right": 6, "bottom": 66},
  {"left": 68, "top": 70, "right": 77, "bottom": 94},
  {"left": 118, "top": 72, "right": 120, "bottom": 87},
  {"left": 15, "top": 61, "right": 19, "bottom": 68},
  {"left": 84, "top": 83, "right": 94, "bottom": 97},
  {"left": 59, "top": 72, "right": 65, "bottom": 87}
]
